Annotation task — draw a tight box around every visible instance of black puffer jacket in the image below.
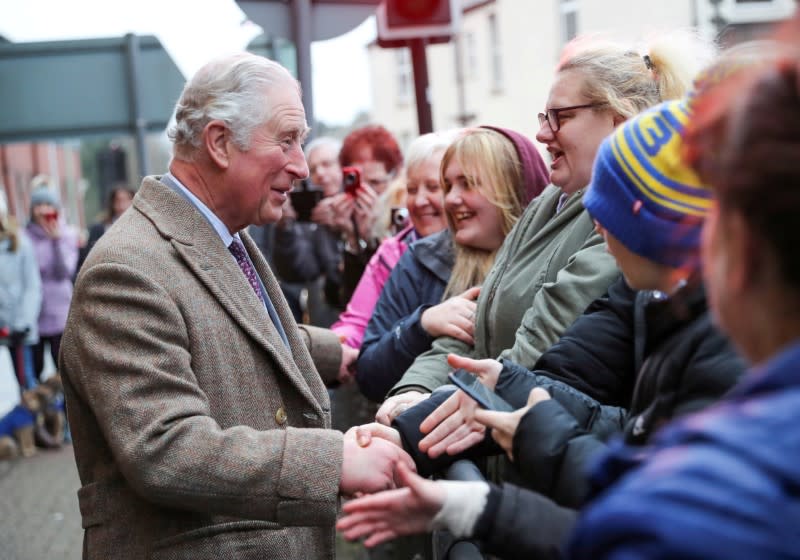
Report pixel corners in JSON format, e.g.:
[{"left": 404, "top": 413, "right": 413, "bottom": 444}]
[
  {"left": 356, "top": 230, "right": 454, "bottom": 402},
  {"left": 394, "top": 278, "right": 746, "bottom": 559},
  {"left": 502, "top": 278, "right": 746, "bottom": 507}
]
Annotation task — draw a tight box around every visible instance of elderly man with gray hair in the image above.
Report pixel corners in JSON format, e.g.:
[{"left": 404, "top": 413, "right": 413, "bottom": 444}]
[{"left": 60, "top": 52, "right": 414, "bottom": 560}]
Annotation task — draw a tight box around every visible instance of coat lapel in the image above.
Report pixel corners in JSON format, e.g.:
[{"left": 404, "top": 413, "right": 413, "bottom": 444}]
[{"left": 134, "top": 178, "right": 323, "bottom": 415}]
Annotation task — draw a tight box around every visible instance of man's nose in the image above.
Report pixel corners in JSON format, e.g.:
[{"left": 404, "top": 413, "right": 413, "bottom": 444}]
[{"left": 290, "top": 145, "right": 310, "bottom": 179}]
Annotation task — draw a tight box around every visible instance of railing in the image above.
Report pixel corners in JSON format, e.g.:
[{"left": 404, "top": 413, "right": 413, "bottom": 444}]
[{"left": 430, "top": 460, "right": 487, "bottom": 560}]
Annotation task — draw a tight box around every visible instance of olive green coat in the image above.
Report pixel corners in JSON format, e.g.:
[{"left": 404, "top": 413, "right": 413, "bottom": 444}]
[{"left": 390, "top": 185, "right": 620, "bottom": 395}]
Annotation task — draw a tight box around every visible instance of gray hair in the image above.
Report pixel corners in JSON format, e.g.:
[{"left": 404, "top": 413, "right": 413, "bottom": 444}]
[
  {"left": 405, "top": 129, "right": 461, "bottom": 175},
  {"left": 168, "top": 52, "right": 299, "bottom": 159},
  {"left": 304, "top": 136, "right": 341, "bottom": 160}
]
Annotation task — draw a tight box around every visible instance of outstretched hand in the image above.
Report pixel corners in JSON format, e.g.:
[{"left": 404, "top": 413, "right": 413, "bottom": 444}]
[
  {"left": 337, "top": 461, "right": 445, "bottom": 547},
  {"left": 472, "top": 387, "right": 551, "bottom": 460},
  {"left": 417, "top": 354, "right": 503, "bottom": 457}
]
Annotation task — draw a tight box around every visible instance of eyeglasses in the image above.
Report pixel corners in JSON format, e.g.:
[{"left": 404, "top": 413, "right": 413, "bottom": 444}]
[{"left": 537, "top": 103, "right": 607, "bottom": 132}]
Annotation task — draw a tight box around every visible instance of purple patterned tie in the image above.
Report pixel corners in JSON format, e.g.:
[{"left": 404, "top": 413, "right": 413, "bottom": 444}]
[{"left": 229, "top": 238, "right": 264, "bottom": 304}]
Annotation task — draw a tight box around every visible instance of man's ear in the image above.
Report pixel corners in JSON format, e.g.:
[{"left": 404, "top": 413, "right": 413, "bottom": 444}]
[{"left": 204, "top": 120, "right": 231, "bottom": 169}]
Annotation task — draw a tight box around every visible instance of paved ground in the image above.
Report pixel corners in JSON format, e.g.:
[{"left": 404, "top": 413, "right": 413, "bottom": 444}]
[{"left": 0, "top": 446, "right": 82, "bottom": 560}]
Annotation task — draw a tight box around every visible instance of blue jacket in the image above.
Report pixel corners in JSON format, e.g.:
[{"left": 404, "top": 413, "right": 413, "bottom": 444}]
[
  {"left": 567, "top": 342, "right": 800, "bottom": 560},
  {"left": 356, "top": 230, "right": 454, "bottom": 402},
  {"left": 0, "top": 232, "right": 42, "bottom": 345}
]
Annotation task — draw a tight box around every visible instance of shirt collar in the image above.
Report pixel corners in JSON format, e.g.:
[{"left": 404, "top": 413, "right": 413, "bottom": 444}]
[{"left": 164, "top": 172, "right": 239, "bottom": 247}]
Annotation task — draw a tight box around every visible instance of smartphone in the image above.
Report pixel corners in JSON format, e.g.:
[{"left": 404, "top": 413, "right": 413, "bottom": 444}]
[
  {"left": 289, "top": 188, "right": 323, "bottom": 222},
  {"left": 341, "top": 166, "right": 361, "bottom": 196},
  {"left": 448, "top": 369, "right": 514, "bottom": 412}
]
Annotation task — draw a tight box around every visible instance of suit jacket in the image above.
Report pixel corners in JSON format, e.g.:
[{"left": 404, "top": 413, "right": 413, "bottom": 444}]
[{"left": 61, "top": 177, "right": 344, "bottom": 560}]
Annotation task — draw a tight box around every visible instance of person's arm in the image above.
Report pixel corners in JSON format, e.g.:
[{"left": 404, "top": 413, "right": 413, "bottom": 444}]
[
  {"left": 474, "top": 483, "right": 578, "bottom": 560},
  {"left": 386, "top": 332, "right": 474, "bottom": 396},
  {"left": 337, "top": 462, "right": 577, "bottom": 560},
  {"left": 391, "top": 387, "right": 502, "bottom": 477},
  {"left": 501, "top": 228, "right": 619, "bottom": 368},
  {"left": 66, "top": 262, "right": 345, "bottom": 524},
  {"left": 355, "top": 251, "right": 437, "bottom": 402},
  {"left": 407, "top": 278, "right": 636, "bottom": 458},
  {"left": 17, "top": 236, "right": 42, "bottom": 334},
  {"left": 296, "top": 324, "right": 344, "bottom": 386},
  {"left": 509, "top": 397, "right": 625, "bottom": 508}
]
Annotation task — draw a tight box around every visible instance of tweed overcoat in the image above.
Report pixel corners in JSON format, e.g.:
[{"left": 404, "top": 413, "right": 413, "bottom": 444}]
[{"left": 60, "top": 177, "right": 344, "bottom": 560}]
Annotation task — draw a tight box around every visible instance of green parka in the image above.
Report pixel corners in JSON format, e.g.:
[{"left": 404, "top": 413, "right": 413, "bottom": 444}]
[{"left": 389, "top": 184, "right": 620, "bottom": 395}]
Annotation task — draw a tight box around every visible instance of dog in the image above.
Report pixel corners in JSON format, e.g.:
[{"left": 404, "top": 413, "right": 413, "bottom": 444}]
[{"left": 0, "top": 375, "right": 66, "bottom": 460}]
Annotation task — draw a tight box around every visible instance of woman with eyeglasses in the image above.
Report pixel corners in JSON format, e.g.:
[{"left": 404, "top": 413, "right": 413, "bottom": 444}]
[
  {"left": 567, "top": 30, "right": 800, "bottom": 559},
  {"left": 377, "top": 31, "right": 716, "bottom": 424}
]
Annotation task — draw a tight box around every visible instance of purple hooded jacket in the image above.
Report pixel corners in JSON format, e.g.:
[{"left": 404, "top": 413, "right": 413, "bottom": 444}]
[{"left": 26, "top": 222, "right": 78, "bottom": 336}]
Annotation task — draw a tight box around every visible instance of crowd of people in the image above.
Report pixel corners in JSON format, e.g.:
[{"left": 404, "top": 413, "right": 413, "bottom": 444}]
[{"left": 2, "top": 11, "right": 799, "bottom": 559}]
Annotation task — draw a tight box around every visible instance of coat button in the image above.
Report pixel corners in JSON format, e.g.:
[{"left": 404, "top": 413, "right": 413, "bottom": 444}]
[{"left": 275, "top": 407, "right": 287, "bottom": 425}]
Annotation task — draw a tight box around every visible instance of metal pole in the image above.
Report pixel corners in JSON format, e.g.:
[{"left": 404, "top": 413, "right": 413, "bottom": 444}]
[
  {"left": 453, "top": 32, "right": 472, "bottom": 127},
  {"left": 410, "top": 38, "right": 433, "bottom": 134},
  {"left": 291, "top": 0, "right": 315, "bottom": 137},
  {"left": 124, "top": 33, "right": 148, "bottom": 178}
]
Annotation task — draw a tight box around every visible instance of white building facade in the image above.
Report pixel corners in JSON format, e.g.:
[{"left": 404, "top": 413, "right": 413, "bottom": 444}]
[{"left": 367, "top": 0, "right": 796, "bottom": 151}]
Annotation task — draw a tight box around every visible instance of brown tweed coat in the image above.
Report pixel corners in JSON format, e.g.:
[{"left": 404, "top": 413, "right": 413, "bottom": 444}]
[{"left": 60, "top": 177, "right": 345, "bottom": 560}]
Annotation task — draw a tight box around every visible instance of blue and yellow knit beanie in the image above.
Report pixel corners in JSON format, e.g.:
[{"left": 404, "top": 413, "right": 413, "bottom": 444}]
[{"left": 583, "top": 99, "right": 711, "bottom": 268}]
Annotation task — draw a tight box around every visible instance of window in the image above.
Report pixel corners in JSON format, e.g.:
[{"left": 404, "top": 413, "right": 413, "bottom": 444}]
[
  {"left": 395, "top": 48, "right": 412, "bottom": 105},
  {"left": 488, "top": 13, "right": 503, "bottom": 90},
  {"left": 561, "top": 0, "right": 579, "bottom": 44},
  {"left": 462, "top": 31, "right": 478, "bottom": 79}
]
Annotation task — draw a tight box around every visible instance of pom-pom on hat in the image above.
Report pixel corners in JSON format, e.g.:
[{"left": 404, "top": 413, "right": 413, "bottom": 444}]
[{"left": 583, "top": 99, "right": 711, "bottom": 268}]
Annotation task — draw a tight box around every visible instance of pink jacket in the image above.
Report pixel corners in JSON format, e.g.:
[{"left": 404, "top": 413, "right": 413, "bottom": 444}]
[{"left": 332, "top": 225, "right": 415, "bottom": 349}]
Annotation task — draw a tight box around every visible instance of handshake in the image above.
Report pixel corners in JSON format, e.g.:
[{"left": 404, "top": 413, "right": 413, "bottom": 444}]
[{"left": 339, "top": 422, "right": 413, "bottom": 497}]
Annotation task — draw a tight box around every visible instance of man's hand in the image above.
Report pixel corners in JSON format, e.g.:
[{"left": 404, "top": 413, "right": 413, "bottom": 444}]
[
  {"left": 340, "top": 430, "right": 417, "bottom": 496},
  {"left": 338, "top": 343, "right": 359, "bottom": 385},
  {"left": 420, "top": 287, "right": 481, "bottom": 345},
  {"left": 349, "top": 422, "right": 403, "bottom": 448},
  {"left": 375, "top": 391, "right": 430, "bottom": 426},
  {"left": 337, "top": 461, "right": 444, "bottom": 547},
  {"left": 416, "top": 354, "right": 503, "bottom": 457},
  {"left": 472, "top": 387, "right": 551, "bottom": 460}
]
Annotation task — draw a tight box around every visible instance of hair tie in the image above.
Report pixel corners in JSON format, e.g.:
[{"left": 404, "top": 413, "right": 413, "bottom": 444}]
[{"left": 643, "top": 54, "right": 654, "bottom": 71}]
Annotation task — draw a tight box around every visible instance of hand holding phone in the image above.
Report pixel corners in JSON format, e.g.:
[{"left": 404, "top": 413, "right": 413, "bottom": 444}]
[
  {"left": 448, "top": 368, "right": 514, "bottom": 412},
  {"left": 341, "top": 166, "right": 361, "bottom": 196}
]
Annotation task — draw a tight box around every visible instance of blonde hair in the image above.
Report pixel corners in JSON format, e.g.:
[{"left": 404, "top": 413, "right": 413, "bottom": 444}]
[
  {"left": 558, "top": 30, "right": 717, "bottom": 119},
  {"left": 440, "top": 128, "right": 526, "bottom": 298}
]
